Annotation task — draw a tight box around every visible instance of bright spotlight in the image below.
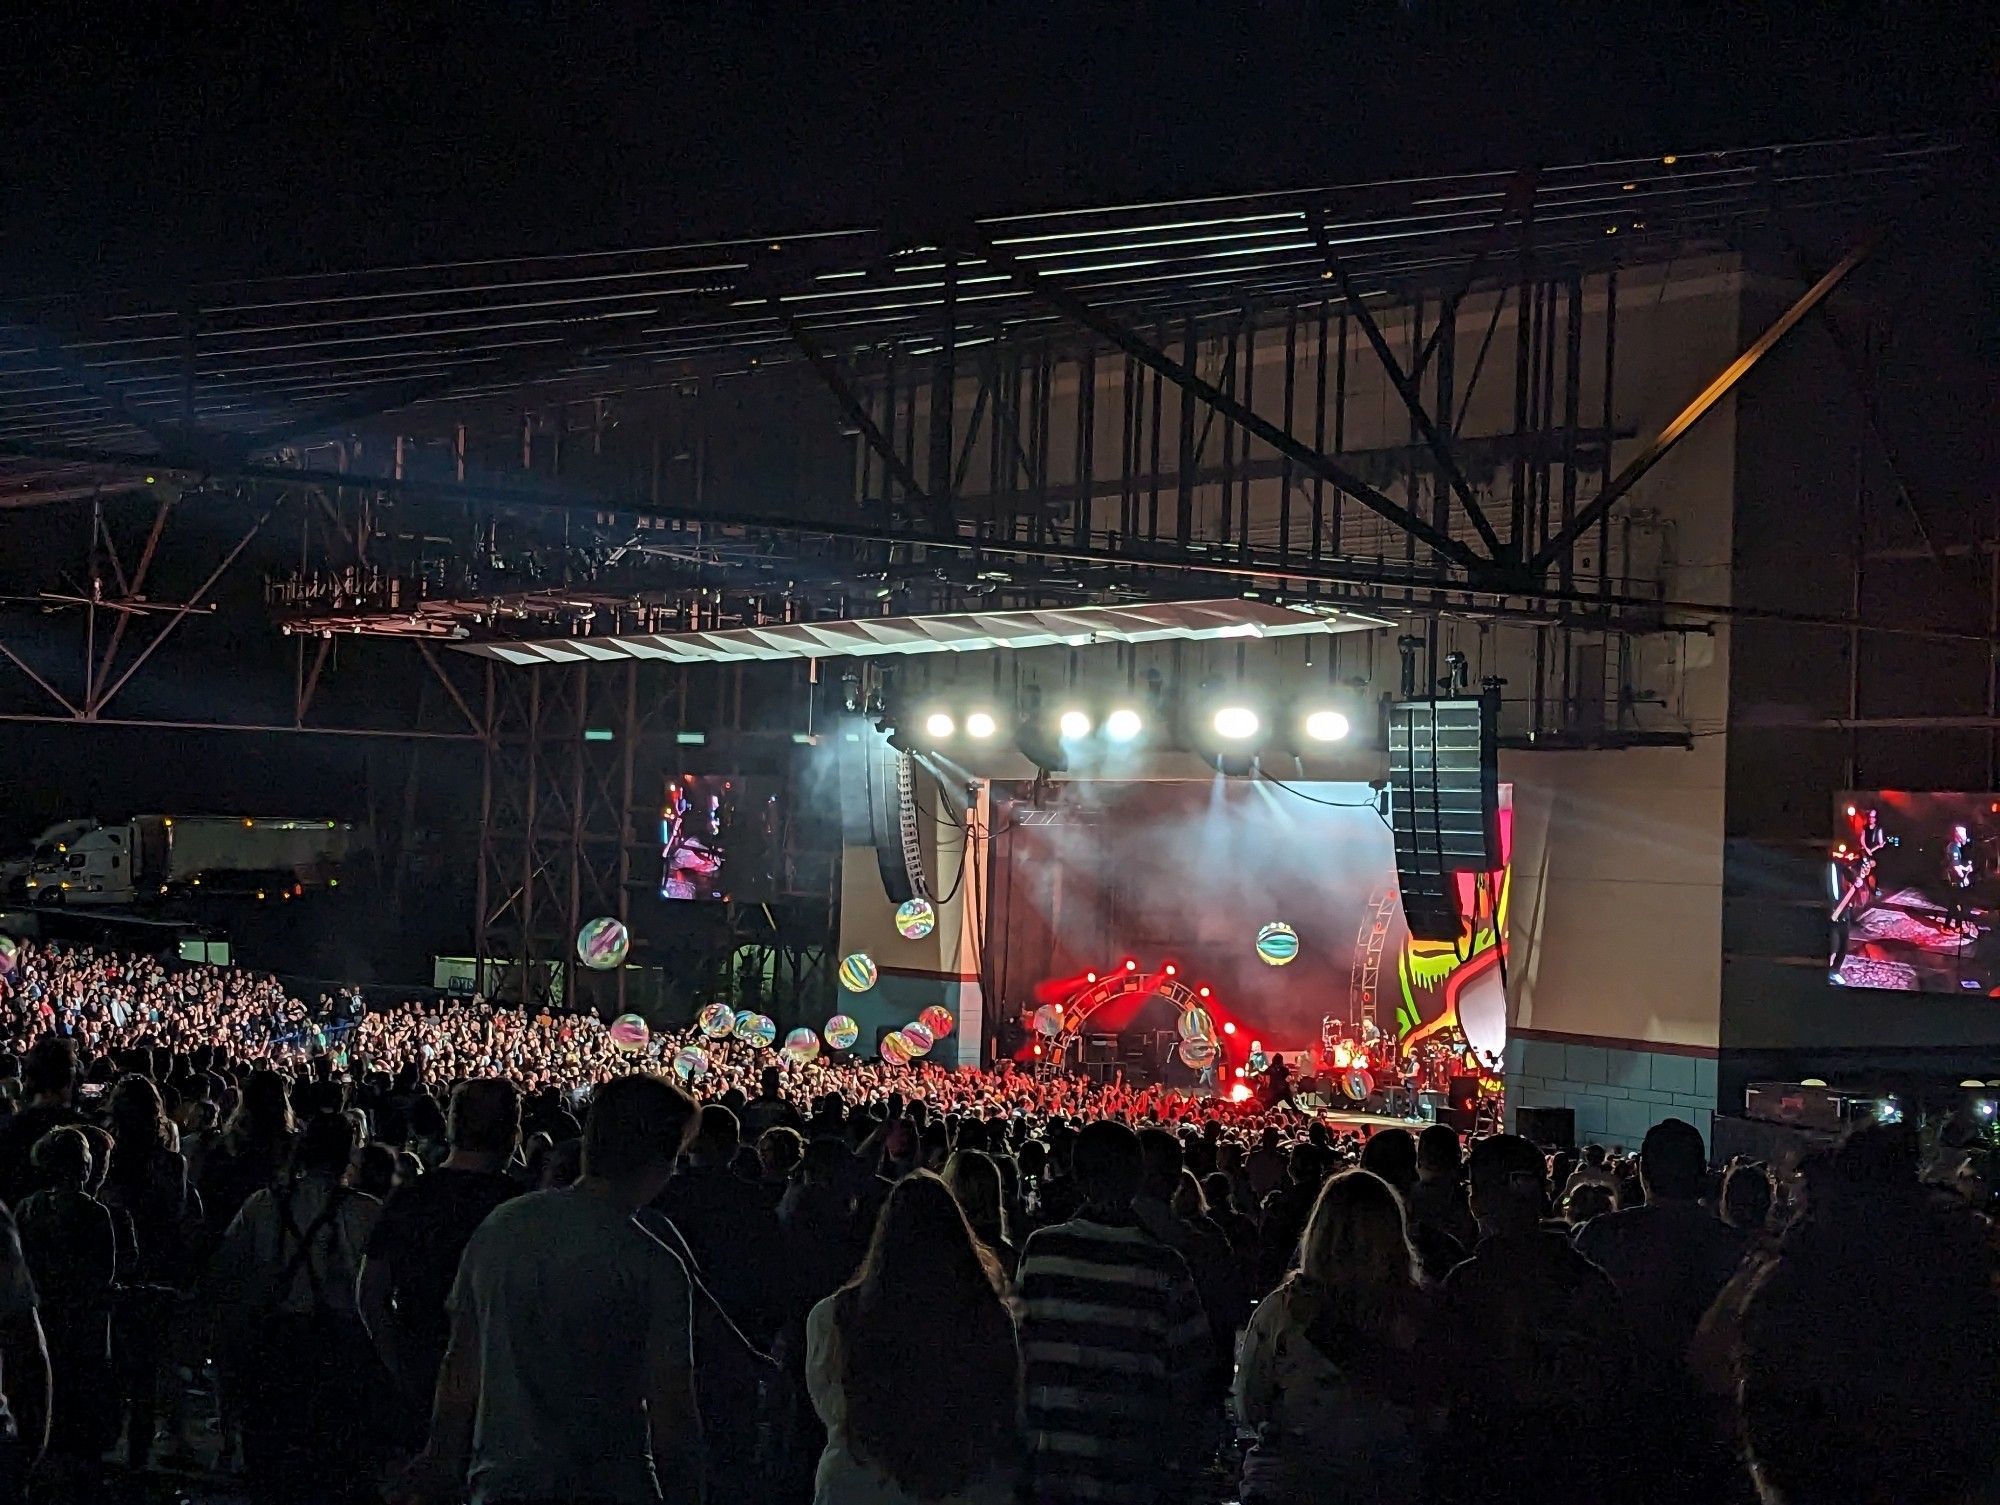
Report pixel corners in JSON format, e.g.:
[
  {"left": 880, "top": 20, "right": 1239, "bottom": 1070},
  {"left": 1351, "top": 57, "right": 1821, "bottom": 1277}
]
[
  {"left": 1303, "top": 710, "right": 1351, "bottom": 743},
  {"left": 1213, "top": 706, "right": 1260, "bottom": 740},
  {"left": 1228, "top": 1083, "right": 1253, "bottom": 1103},
  {"left": 1123, "top": 958, "right": 1138, "bottom": 972},
  {"left": 1222, "top": 1021, "right": 1236, "bottom": 1035},
  {"left": 1058, "top": 709, "right": 1093, "bottom": 739},
  {"left": 923, "top": 712, "right": 956, "bottom": 739},
  {"left": 1104, "top": 708, "right": 1143, "bottom": 742},
  {"left": 964, "top": 711, "right": 998, "bottom": 740},
  {"left": 1163, "top": 962, "right": 1177, "bottom": 977}
]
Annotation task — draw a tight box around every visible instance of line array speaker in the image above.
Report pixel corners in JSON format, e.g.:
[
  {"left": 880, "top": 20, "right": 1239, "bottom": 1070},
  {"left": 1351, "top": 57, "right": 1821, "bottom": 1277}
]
[{"left": 1388, "top": 695, "right": 1499, "bottom": 939}]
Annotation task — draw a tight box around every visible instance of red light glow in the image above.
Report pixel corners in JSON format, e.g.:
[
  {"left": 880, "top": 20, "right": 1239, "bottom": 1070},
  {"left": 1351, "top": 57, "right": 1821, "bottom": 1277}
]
[
  {"left": 1124, "top": 959, "right": 1138, "bottom": 971},
  {"left": 1198, "top": 985, "right": 1211, "bottom": 998},
  {"left": 1164, "top": 963, "right": 1177, "bottom": 976},
  {"left": 1032, "top": 1044, "right": 1043, "bottom": 1056},
  {"left": 1222, "top": 1021, "right": 1237, "bottom": 1036},
  {"left": 1085, "top": 972, "right": 1097, "bottom": 983},
  {"left": 1228, "top": 1083, "right": 1253, "bottom": 1103},
  {"left": 1234, "top": 1067, "right": 1247, "bottom": 1079}
]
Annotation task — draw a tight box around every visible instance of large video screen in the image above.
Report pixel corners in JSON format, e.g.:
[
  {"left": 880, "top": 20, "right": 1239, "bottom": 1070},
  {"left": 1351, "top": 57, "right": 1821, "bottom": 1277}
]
[
  {"left": 985, "top": 778, "right": 1511, "bottom": 1061},
  {"left": 1829, "top": 793, "right": 2000, "bottom": 994},
  {"left": 660, "top": 775, "right": 782, "bottom": 901}
]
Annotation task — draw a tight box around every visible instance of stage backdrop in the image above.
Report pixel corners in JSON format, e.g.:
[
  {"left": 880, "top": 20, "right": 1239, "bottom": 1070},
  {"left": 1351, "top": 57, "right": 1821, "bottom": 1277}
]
[{"left": 985, "top": 778, "right": 1511, "bottom": 1060}]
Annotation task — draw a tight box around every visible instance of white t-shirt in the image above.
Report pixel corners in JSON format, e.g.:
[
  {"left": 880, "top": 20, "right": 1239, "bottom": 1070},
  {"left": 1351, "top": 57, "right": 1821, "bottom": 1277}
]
[{"left": 448, "top": 1185, "right": 694, "bottom": 1505}]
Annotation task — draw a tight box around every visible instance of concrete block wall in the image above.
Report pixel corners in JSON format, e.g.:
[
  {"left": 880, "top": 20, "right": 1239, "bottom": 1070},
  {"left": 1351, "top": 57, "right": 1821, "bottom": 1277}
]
[{"left": 1506, "top": 1033, "right": 1717, "bottom": 1150}]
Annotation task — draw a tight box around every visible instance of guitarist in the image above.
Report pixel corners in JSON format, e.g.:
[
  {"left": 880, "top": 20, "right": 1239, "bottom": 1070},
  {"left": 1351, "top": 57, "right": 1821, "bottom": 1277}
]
[{"left": 1945, "top": 823, "right": 1976, "bottom": 937}]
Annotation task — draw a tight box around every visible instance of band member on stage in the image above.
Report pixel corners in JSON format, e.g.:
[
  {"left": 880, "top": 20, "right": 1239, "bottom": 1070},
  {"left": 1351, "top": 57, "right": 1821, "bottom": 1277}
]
[
  {"left": 1946, "top": 824, "right": 1976, "bottom": 937},
  {"left": 1263, "top": 1054, "right": 1295, "bottom": 1112},
  {"left": 1860, "top": 808, "right": 1888, "bottom": 858}
]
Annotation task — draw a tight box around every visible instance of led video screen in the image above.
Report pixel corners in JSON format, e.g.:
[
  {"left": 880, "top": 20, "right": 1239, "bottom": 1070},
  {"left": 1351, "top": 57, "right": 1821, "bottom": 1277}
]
[
  {"left": 1829, "top": 792, "right": 2000, "bottom": 994},
  {"left": 660, "top": 775, "right": 782, "bottom": 902}
]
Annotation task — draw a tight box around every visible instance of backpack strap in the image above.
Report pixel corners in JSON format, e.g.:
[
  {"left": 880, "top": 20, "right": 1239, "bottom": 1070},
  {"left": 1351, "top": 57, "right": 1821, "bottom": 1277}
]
[{"left": 274, "top": 1182, "right": 347, "bottom": 1314}]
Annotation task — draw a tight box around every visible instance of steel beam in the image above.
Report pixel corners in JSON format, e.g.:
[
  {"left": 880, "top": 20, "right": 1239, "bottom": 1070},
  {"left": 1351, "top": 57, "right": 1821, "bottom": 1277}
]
[
  {"left": 950, "top": 233, "right": 1488, "bottom": 575},
  {"left": 1321, "top": 254, "right": 1505, "bottom": 559},
  {"left": 1532, "top": 229, "right": 1883, "bottom": 575}
]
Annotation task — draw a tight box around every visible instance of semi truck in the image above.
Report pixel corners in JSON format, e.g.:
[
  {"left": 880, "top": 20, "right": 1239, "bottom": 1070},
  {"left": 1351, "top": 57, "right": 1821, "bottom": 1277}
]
[{"left": 26, "top": 816, "right": 359, "bottom": 907}]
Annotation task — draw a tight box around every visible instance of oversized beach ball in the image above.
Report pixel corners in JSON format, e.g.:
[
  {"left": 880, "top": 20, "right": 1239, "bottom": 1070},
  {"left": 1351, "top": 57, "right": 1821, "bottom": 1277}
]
[
  {"left": 900, "top": 1021, "right": 935, "bottom": 1055},
  {"left": 735, "top": 1010, "right": 776, "bottom": 1048},
  {"left": 894, "top": 897, "right": 936, "bottom": 940},
  {"left": 880, "top": 1030, "right": 914, "bottom": 1065},
  {"left": 782, "top": 1027, "right": 821, "bottom": 1065},
  {"left": 698, "top": 1002, "right": 737, "bottom": 1039},
  {"left": 1341, "top": 1067, "right": 1375, "bottom": 1102},
  {"left": 1176, "top": 1006, "right": 1215, "bottom": 1042},
  {"left": 1255, "top": 921, "right": 1300, "bottom": 966},
  {"left": 672, "top": 1045, "right": 710, "bottom": 1083},
  {"left": 918, "top": 1005, "right": 954, "bottom": 1040},
  {"left": 824, "top": 1014, "right": 860, "bottom": 1050},
  {"left": 608, "top": 1014, "right": 650, "bottom": 1053},
  {"left": 1178, "top": 1036, "right": 1218, "bottom": 1070},
  {"left": 576, "top": 916, "right": 630, "bottom": 970},
  {"left": 1033, "top": 1003, "right": 1065, "bottom": 1038},
  {"left": 838, "top": 953, "right": 879, "bottom": 994},
  {"left": 0, "top": 936, "right": 16, "bottom": 978}
]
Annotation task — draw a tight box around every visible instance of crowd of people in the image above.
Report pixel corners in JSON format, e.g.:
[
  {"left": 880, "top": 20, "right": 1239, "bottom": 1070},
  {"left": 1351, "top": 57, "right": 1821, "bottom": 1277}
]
[{"left": 0, "top": 937, "right": 1987, "bottom": 1505}]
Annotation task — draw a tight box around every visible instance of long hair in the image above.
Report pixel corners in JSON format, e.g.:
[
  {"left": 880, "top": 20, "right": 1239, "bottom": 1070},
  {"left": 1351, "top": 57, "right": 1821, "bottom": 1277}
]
[
  {"left": 107, "top": 1076, "right": 171, "bottom": 1157},
  {"left": 1288, "top": 1169, "right": 1422, "bottom": 1339},
  {"left": 836, "top": 1171, "right": 1018, "bottom": 1499},
  {"left": 942, "top": 1149, "right": 1008, "bottom": 1247},
  {"left": 225, "top": 1070, "right": 295, "bottom": 1153}
]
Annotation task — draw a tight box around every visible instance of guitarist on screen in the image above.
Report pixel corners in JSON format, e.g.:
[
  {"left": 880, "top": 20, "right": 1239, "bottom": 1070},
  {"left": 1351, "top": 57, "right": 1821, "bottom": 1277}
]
[{"left": 1945, "top": 823, "right": 1976, "bottom": 938}]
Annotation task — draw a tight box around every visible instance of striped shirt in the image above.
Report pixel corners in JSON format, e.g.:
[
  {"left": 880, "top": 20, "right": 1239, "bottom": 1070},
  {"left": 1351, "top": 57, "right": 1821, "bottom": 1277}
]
[{"left": 1017, "top": 1215, "right": 1210, "bottom": 1505}]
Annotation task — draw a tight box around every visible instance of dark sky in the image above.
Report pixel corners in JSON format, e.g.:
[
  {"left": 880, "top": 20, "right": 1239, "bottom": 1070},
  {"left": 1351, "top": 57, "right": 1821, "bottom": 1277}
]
[{"left": 5, "top": 2, "right": 1991, "bottom": 294}]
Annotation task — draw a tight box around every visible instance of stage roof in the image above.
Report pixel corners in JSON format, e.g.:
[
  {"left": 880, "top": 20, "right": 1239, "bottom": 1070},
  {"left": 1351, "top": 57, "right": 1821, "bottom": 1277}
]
[
  {"left": 0, "top": 132, "right": 1953, "bottom": 507},
  {"left": 454, "top": 597, "right": 1392, "bottom": 666}
]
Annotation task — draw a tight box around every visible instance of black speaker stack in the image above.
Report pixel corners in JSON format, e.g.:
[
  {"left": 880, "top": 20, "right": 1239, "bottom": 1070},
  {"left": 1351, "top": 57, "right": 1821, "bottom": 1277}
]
[{"left": 1387, "top": 695, "right": 1500, "bottom": 940}]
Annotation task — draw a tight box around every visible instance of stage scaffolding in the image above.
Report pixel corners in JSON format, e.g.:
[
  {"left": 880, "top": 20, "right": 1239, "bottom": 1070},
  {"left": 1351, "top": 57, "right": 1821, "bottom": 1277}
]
[{"left": 0, "top": 133, "right": 1981, "bottom": 1004}]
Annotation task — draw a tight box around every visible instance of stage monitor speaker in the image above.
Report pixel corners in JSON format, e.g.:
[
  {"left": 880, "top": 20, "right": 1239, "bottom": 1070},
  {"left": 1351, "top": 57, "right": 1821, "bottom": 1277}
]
[
  {"left": 1389, "top": 696, "right": 1499, "bottom": 940},
  {"left": 1436, "top": 1106, "right": 1478, "bottom": 1133},
  {"left": 1447, "top": 1075, "right": 1480, "bottom": 1115},
  {"left": 1516, "top": 1106, "right": 1577, "bottom": 1150},
  {"left": 1081, "top": 1035, "right": 1118, "bottom": 1065}
]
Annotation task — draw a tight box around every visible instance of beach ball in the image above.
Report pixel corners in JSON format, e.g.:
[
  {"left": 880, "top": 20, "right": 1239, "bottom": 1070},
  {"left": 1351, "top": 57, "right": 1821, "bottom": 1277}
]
[
  {"left": 1178, "top": 1036, "right": 1218, "bottom": 1070},
  {"left": 0, "top": 936, "right": 16, "bottom": 978},
  {"left": 1255, "top": 921, "right": 1300, "bottom": 966},
  {"left": 918, "top": 1005, "right": 954, "bottom": 1039},
  {"left": 881, "top": 1030, "right": 914, "bottom": 1065},
  {"left": 576, "top": 916, "right": 630, "bottom": 970},
  {"left": 838, "top": 953, "right": 879, "bottom": 994},
  {"left": 1341, "top": 1067, "right": 1374, "bottom": 1102},
  {"left": 698, "top": 1002, "right": 736, "bottom": 1039},
  {"left": 608, "top": 1014, "right": 650, "bottom": 1053},
  {"left": 782, "top": 1027, "right": 821, "bottom": 1065},
  {"left": 895, "top": 898, "right": 936, "bottom": 940},
  {"left": 901, "top": 1021, "right": 935, "bottom": 1055},
  {"left": 825, "top": 1014, "right": 860, "bottom": 1050},
  {"left": 1177, "top": 1006, "right": 1215, "bottom": 1042},
  {"left": 672, "top": 1045, "right": 710, "bottom": 1083},
  {"left": 735, "top": 1010, "right": 776, "bottom": 1048},
  {"left": 1033, "top": 1003, "right": 1065, "bottom": 1038}
]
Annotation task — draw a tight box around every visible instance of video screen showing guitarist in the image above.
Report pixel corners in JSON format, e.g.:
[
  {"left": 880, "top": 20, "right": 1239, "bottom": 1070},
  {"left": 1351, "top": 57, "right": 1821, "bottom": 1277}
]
[{"left": 1830, "top": 793, "right": 2000, "bottom": 993}]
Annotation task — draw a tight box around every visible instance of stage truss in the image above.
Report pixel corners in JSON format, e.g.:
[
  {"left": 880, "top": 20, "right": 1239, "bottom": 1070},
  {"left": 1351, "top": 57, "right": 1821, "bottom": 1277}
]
[
  {"left": 1347, "top": 884, "right": 1402, "bottom": 1047},
  {"left": 1051, "top": 967, "right": 1210, "bottom": 1057}
]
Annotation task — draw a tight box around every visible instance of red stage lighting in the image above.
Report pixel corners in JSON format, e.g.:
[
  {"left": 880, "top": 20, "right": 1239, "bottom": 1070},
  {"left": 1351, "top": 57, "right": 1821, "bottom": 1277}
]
[
  {"left": 1085, "top": 972, "right": 1097, "bottom": 983},
  {"left": 1845, "top": 804, "right": 1857, "bottom": 817},
  {"left": 1164, "top": 963, "right": 1177, "bottom": 977},
  {"left": 1234, "top": 1066, "right": 1247, "bottom": 1079},
  {"left": 1197, "top": 985, "right": 1211, "bottom": 998},
  {"left": 1228, "top": 1083, "right": 1253, "bottom": 1103},
  {"left": 1124, "top": 959, "right": 1137, "bottom": 971},
  {"left": 1222, "top": 1021, "right": 1237, "bottom": 1036},
  {"left": 1032, "top": 1044, "right": 1043, "bottom": 1056}
]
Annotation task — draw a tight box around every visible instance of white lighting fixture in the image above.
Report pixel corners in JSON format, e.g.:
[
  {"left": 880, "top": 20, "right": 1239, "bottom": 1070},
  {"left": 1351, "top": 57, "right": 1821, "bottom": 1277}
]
[
  {"left": 1303, "top": 710, "right": 1351, "bottom": 743},
  {"left": 1213, "top": 706, "right": 1260, "bottom": 741},
  {"left": 923, "top": 712, "right": 956, "bottom": 739},
  {"left": 1058, "top": 709, "right": 1093, "bottom": 739},
  {"left": 1104, "top": 708, "right": 1143, "bottom": 742},
  {"left": 964, "top": 711, "right": 999, "bottom": 740}
]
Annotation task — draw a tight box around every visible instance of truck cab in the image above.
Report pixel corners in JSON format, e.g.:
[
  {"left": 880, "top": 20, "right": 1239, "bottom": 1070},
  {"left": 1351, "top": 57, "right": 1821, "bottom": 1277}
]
[{"left": 27, "top": 824, "right": 135, "bottom": 906}]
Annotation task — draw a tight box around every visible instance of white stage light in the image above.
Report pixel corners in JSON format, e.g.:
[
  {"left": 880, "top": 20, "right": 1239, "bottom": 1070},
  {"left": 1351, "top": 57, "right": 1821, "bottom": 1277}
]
[
  {"left": 1104, "top": 708, "right": 1143, "bottom": 742},
  {"left": 923, "top": 712, "right": 956, "bottom": 739},
  {"left": 1058, "top": 709, "right": 1093, "bottom": 739},
  {"left": 1303, "top": 710, "right": 1351, "bottom": 743},
  {"left": 964, "top": 711, "right": 998, "bottom": 740},
  {"left": 1213, "top": 706, "right": 1260, "bottom": 741}
]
